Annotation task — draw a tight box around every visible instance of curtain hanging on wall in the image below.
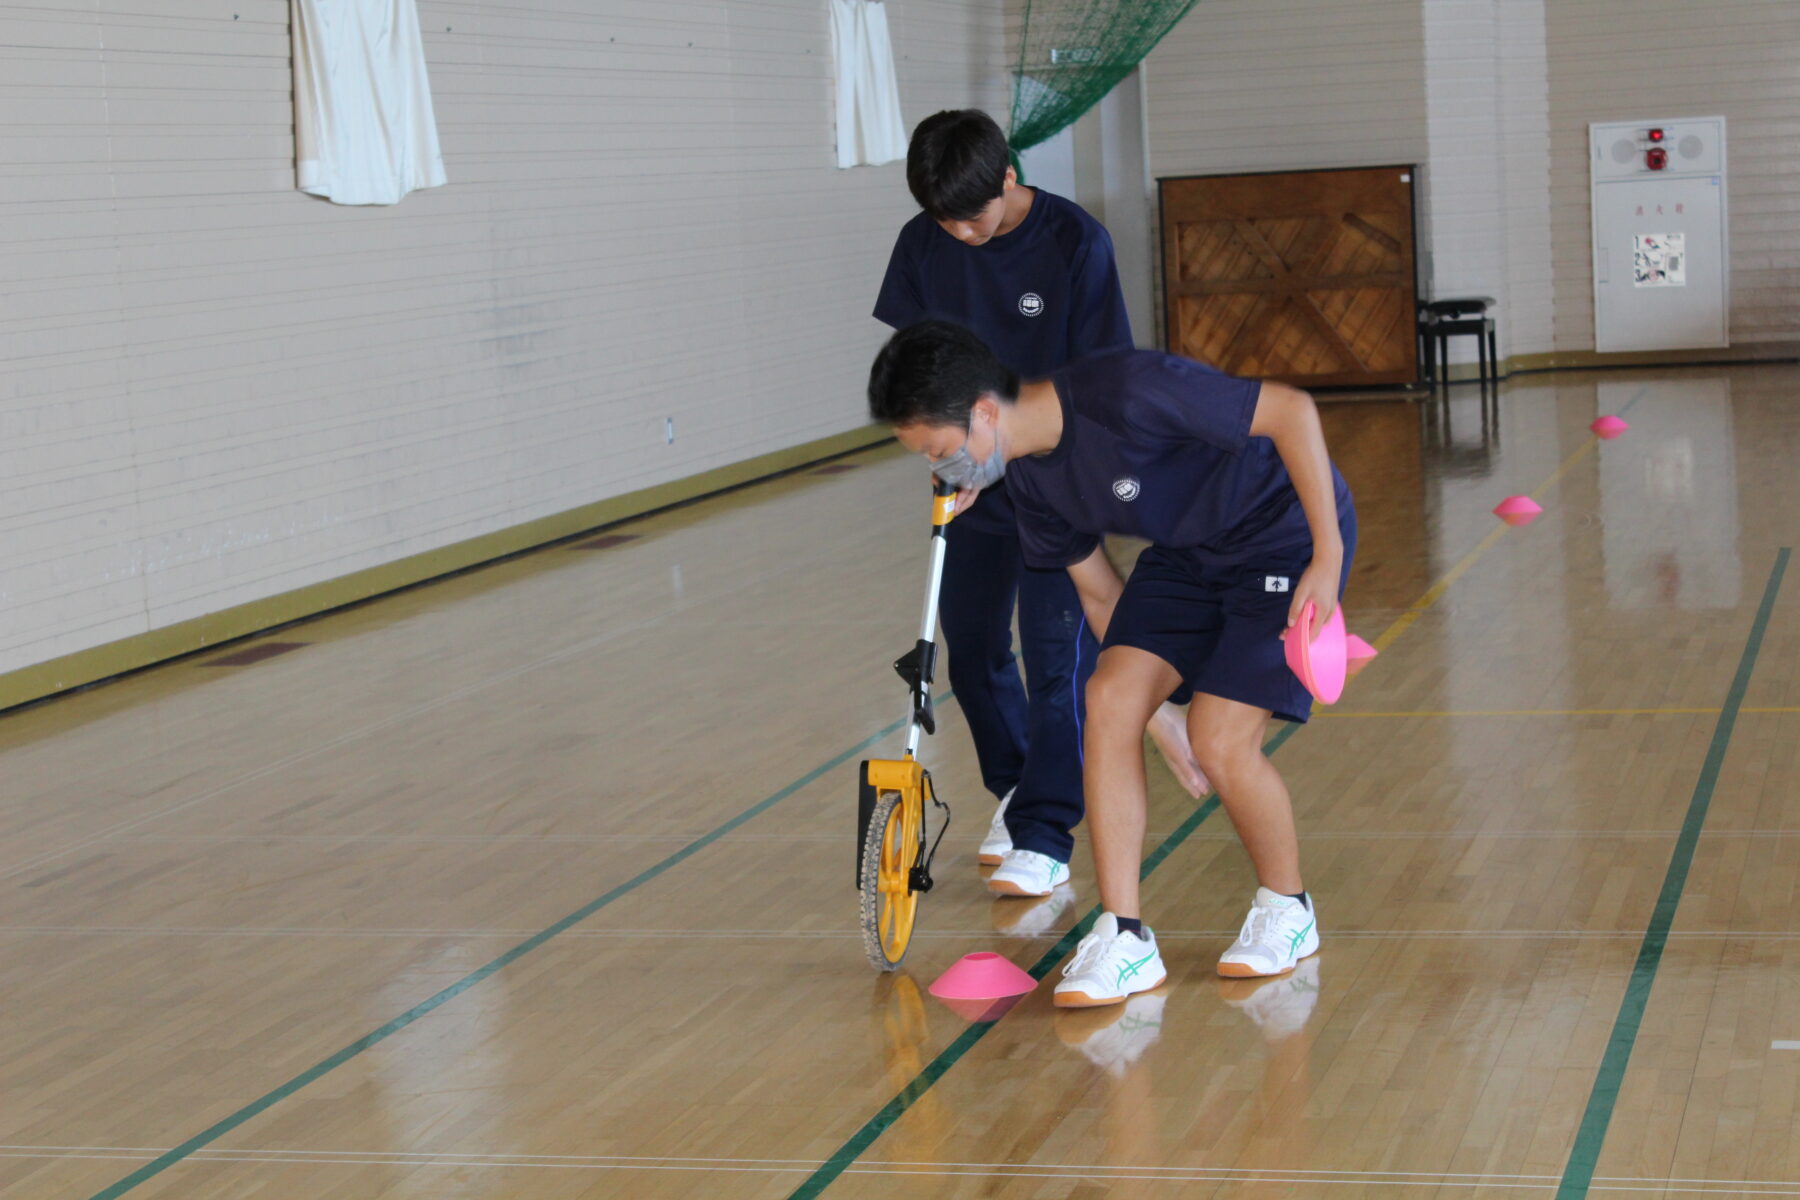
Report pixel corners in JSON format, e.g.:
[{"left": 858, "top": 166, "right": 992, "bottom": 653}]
[
  {"left": 830, "top": 0, "right": 907, "bottom": 168},
  {"left": 292, "top": 0, "right": 448, "bottom": 206},
  {"left": 1009, "top": 0, "right": 1199, "bottom": 171}
]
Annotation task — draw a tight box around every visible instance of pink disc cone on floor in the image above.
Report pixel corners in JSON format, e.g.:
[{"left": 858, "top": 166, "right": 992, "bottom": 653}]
[
  {"left": 935, "top": 993, "right": 1028, "bottom": 1023},
  {"left": 1590, "top": 415, "right": 1630, "bottom": 439},
  {"left": 1493, "top": 495, "right": 1542, "bottom": 526},
  {"left": 1283, "top": 601, "right": 1347, "bottom": 705},
  {"left": 929, "top": 952, "right": 1036, "bottom": 1001}
]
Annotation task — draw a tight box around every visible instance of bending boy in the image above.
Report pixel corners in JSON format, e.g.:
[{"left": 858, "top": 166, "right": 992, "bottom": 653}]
[
  {"left": 868, "top": 322, "right": 1355, "bottom": 1007},
  {"left": 874, "top": 109, "right": 1203, "bottom": 901}
]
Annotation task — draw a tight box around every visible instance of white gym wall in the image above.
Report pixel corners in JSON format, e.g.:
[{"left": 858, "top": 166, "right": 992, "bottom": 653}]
[{"left": 0, "top": 0, "right": 1009, "bottom": 680}]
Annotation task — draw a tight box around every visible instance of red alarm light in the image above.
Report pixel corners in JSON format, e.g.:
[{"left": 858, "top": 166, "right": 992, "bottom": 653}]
[
  {"left": 1647, "top": 127, "right": 1665, "bottom": 142},
  {"left": 1646, "top": 147, "right": 1668, "bottom": 170}
]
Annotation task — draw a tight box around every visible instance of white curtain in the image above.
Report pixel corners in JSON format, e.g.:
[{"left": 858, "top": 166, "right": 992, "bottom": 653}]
[
  {"left": 292, "top": 0, "right": 448, "bottom": 206},
  {"left": 830, "top": 0, "right": 907, "bottom": 168}
]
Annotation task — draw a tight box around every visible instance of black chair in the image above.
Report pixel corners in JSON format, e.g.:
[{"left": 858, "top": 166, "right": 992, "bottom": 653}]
[{"left": 1418, "top": 296, "right": 1498, "bottom": 387}]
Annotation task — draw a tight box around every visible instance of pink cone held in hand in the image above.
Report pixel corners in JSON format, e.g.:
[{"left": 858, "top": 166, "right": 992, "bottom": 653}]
[
  {"left": 1590, "top": 415, "right": 1630, "bottom": 439},
  {"left": 1282, "top": 600, "right": 1347, "bottom": 705},
  {"left": 1493, "top": 495, "right": 1542, "bottom": 526},
  {"left": 929, "top": 952, "right": 1036, "bottom": 1002},
  {"left": 1344, "top": 634, "right": 1379, "bottom": 678}
]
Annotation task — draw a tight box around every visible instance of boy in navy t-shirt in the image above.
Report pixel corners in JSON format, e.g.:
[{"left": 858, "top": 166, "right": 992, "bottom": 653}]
[
  {"left": 873, "top": 110, "right": 1205, "bottom": 907},
  {"left": 868, "top": 321, "right": 1355, "bottom": 1008}
]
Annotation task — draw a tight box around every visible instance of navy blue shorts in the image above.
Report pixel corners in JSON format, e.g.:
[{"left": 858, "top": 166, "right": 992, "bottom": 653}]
[{"left": 1101, "top": 515, "right": 1357, "bottom": 725}]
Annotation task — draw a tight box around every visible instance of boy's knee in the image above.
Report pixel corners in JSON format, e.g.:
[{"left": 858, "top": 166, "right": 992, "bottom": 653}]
[
  {"left": 1084, "top": 664, "right": 1154, "bottom": 730},
  {"left": 1083, "top": 664, "right": 1126, "bottom": 713},
  {"left": 1190, "top": 725, "right": 1261, "bottom": 777}
]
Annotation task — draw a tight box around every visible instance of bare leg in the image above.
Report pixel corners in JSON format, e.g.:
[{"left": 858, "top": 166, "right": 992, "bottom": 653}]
[
  {"left": 1082, "top": 646, "right": 1183, "bottom": 918},
  {"left": 1187, "top": 694, "right": 1303, "bottom": 895}
]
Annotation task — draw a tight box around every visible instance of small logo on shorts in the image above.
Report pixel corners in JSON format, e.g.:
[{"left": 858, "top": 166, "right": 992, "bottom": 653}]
[
  {"left": 1265, "top": 576, "right": 1290, "bottom": 593},
  {"left": 1113, "top": 476, "right": 1141, "bottom": 501},
  {"left": 1019, "top": 292, "right": 1045, "bottom": 317}
]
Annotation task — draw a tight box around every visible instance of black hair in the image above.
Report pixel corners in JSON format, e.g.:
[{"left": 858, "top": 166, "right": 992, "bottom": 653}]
[
  {"left": 905, "top": 110, "right": 1012, "bottom": 222},
  {"left": 868, "top": 321, "right": 1020, "bottom": 428}
]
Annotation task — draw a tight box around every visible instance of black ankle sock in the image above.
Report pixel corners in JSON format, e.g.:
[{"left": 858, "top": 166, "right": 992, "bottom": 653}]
[
  {"left": 1286, "top": 891, "right": 1310, "bottom": 910},
  {"left": 1115, "top": 916, "right": 1145, "bottom": 939}
]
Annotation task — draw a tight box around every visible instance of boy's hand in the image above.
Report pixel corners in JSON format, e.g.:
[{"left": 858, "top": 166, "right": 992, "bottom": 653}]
[
  {"left": 927, "top": 475, "right": 983, "bottom": 515},
  {"left": 1146, "top": 702, "right": 1209, "bottom": 799},
  {"left": 1287, "top": 555, "right": 1342, "bottom": 640}
]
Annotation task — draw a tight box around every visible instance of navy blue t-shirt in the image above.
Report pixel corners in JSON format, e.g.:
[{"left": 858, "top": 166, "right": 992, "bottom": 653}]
[
  {"left": 873, "top": 189, "right": 1133, "bottom": 535},
  {"left": 1006, "top": 350, "right": 1352, "bottom": 570}
]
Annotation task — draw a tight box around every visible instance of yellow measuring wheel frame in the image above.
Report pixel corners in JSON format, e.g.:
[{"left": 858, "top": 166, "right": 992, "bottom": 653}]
[{"left": 856, "top": 482, "right": 957, "bottom": 971}]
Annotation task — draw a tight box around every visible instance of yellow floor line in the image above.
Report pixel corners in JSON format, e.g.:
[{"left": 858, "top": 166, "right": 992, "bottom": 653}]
[{"left": 1368, "top": 437, "right": 1599, "bottom": 655}]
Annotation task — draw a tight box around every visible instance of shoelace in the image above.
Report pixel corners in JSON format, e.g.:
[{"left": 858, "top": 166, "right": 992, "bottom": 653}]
[
  {"left": 1062, "top": 929, "right": 1112, "bottom": 978},
  {"left": 1239, "top": 904, "right": 1278, "bottom": 947}
]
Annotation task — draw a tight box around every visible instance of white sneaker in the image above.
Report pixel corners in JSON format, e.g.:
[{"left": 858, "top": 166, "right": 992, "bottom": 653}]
[
  {"left": 991, "top": 881, "right": 1076, "bottom": 937},
  {"left": 1217, "top": 887, "right": 1320, "bottom": 978},
  {"left": 1053, "top": 913, "right": 1166, "bottom": 1008},
  {"left": 1218, "top": 956, "right": 1322, "bottom": 1041},
  {"left": 977, "top": 788, "right": 1015, "bottom": 865},
  {"left": 1055, "top": 992, "right": 1166, "bottom": 1075},
  {"left": 987, "top": 849, "right": 1069, "bottom": 897}
]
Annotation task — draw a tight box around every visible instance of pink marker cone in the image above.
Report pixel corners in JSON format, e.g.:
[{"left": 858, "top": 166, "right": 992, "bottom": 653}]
[
  {"left": 935, "top": 994, "right": 1028, "bottom": 1023},
  {"left": 1493, "top": 495, "right": 1543, "bottom": 526},
  {"left": 929, "top": 952, "right": 1037, "bottom": 1002},
  {"left": 1590, "top": 415, "right": 1630, "bottom": 439},
  {"left": 1345, "top": 634, "right": 1378, "bottom": 678}
]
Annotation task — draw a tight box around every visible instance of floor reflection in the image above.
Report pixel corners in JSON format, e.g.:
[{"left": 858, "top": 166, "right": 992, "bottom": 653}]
[{"left": 1597, "top": 378, "right": 1741, "bottom": 609}]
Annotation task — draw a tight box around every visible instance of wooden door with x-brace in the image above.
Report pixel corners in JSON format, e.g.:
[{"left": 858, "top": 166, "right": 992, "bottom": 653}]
[{"left": 1160, "top": 165, "right": 1419, "bottom": 388}]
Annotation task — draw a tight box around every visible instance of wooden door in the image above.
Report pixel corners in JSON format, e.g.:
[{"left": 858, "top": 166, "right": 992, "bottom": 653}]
[{"left": 1160, "top": 166, "right": 1418, "bottom": 387}]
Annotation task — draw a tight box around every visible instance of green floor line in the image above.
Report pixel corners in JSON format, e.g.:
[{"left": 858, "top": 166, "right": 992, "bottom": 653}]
[
  {"left": 87, "top": 697, "right": 950, "bottom": 1200},
  {"left": 786, "top": 722, "right": 1302, "bottom": 1200},
  {"left": 1555, "top": 547, "right": 1789, "bottom": 1199}
]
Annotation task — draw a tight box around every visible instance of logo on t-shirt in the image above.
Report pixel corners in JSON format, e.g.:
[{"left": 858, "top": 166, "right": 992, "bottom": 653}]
[
  {"left": 1018, "top": 292, "right": 1045, "bottom": 317},
  {"left": 1265, "top": 576, "right": 1291, "bottom": 593},
  {"left": 1112, "top": 476, "right": 1140, "bottom": 502}
]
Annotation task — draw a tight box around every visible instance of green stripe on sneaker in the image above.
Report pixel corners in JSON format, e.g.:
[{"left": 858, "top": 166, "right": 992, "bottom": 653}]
[{"left": 1115, "top": 950, "right": 1158, "bottom": 987}]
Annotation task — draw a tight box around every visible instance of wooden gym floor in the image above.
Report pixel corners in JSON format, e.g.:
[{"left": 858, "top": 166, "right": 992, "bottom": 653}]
[{"left": 1, "top": 366, "right": 1796, "bottom": 1199}]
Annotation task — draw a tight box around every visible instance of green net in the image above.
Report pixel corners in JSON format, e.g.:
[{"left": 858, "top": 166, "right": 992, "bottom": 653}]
[{"left": 1008, "top": 0, "right": 1200, "bottom": 166}]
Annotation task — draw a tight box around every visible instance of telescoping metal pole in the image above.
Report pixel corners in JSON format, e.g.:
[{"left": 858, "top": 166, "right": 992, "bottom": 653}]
[{"left": 904, "top": 480, "right": 958, "bottom": 758}]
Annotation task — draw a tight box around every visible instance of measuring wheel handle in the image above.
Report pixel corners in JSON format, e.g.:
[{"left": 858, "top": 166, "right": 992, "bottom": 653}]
[{"left": 855, "top": 480, "right": 959, "bottom": 971}]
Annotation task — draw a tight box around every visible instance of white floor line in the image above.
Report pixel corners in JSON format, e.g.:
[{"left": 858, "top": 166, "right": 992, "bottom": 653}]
[
  {"left": 5, "top": 925, "right": 1795, "bottom": 942},
  {"left": 101, "top": 828, "right": 1800, "bottom": 846},
  {"left": 2, "top": 1145, "right": 1797, "bottom": 1193}
]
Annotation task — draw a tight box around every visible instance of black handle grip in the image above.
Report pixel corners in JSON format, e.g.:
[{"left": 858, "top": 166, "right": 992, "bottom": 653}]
[{"left": 933, "top": 478, "right": 956, "bottom": 498}]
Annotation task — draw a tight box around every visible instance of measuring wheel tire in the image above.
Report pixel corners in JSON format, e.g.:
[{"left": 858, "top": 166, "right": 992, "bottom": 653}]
[{"left": 859, "top": 788, "right": 920, "bottom": 971}]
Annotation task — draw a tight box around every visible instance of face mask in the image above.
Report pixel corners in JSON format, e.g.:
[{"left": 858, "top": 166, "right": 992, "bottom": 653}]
[{"left": 929, "top": 433, "right": 1006, "bottom": 490}]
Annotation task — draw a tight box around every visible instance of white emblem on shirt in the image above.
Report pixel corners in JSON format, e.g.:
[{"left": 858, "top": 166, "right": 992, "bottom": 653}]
[
  {"left": 1018, "top": 292, "right": 1044, "bottom": 317},
  {"left": 1113, "top": 476, "right": 1140, "bottom": 501},
  {"left": 1265, "top": 576, "right": 1291, "bottom": 593}
]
